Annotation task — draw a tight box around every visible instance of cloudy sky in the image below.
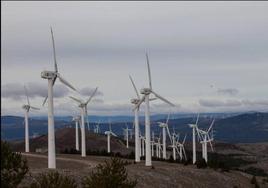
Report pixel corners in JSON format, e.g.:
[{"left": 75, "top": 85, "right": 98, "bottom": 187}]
[{"left": 2, "top": 1, "right": 268, "bottom": 116}]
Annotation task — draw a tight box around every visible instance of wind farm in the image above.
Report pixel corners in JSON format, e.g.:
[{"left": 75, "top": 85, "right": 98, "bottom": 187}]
[{"left": 2, "top": 1, "right": 268, "bottom": 188}]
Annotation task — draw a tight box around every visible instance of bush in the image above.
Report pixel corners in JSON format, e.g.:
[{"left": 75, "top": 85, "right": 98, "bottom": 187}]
[
  {"left": 30, "top": 171, "right": 77, "bottom": 188},
  {"left": 196, "top": 158, "right": 207, "bottom": 169},
  {"left": 82, "top": 157, "right": 137, "bottom": 188},
  {"left": 1, "top": 141, "right": 29, "bottom": 187},
  {"left": 244, "top": 167, "right": 268, "bottom": 177}
]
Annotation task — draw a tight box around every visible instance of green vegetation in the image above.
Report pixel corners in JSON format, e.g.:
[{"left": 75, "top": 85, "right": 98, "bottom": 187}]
[
  {"left": 82, "top": 157, "right": 137, "bottom": 188},
  {"left": 195, "top": 158, "right": 207, "bottom": 169},
  {"left": 30, "top": 171, "right": 77, "bottom": 188},
  {"left": 1, "top": 141, "right": 29, "bottom": 187}
]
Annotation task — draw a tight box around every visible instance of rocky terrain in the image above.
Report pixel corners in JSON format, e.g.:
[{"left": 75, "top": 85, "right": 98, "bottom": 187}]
[{"left": 19, "top": 153, "right": 268, "bottom": 188}]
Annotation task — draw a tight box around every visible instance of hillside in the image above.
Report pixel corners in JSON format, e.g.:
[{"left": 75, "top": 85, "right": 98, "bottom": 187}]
[
  {"left": 19, "top": 153, "right": 268, "bottom": 188},
  {"left": 10, "top": 127, "right": 132, "bottom": 155}
]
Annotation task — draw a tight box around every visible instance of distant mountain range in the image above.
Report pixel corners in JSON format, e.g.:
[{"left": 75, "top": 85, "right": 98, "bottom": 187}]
[{"left": 1, "top": 112, "right": 268, "bottom": 143}]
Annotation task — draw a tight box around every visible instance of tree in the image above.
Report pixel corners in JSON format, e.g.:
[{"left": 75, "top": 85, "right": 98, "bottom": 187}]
[
  {"left": 1, "top": 141, "right": 29, "bottom": 187},
  {"left": 30, "top": 171, "right": 77, "bottom": 188},
  {"left": 82, "top": 157, "right": 137, "bottom": 188},
  {"left": 196, "top": 158, "right": 207, "bottom": 169}
]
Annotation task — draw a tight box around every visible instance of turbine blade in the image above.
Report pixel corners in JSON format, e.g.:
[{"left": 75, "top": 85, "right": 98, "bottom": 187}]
[
  {"left": 195, "top": 113, "right": 200, "bottom": 125},
  {"left": 42, "top": 96, "right": 48, "bottom": 106},
  {"left": 86, "top": 87, "right": 98, "bottom": 105},
  {"left": 84, "top": 107, "right": 88, "bottom": 129},
  {"left": 57, "top": 74, "right": 76, "bottom": 91},
  {"left": 50, "top": 27, "right": 58, "bottom": 73},
  {"left": 207, "top": 119, "right": 215, "bottom": 132},
  {"left": 182, "top": 134, "right": 187, "bottom": 144},
  {"left": 209, "top": 141, "right": 214, "bottom": 152},
  {"left": 69, "top": 96, "right": 83, "bottom": 104},
  {"left": 43, "top": 76, "right": 58, "bottom": 106},
  {"left": 30, "top": 106, "right": 40, "bottom": 110},
  {"left": 146, "top": 52, "right": 152, "bottom": 89},
  {"left": 166, "top": 125, "right": 172, "bottom": 144},
  {"left": 149, "top": 97, "right": 157, "bottom": 101},
  {"left": 24, "top": 85, "right": 30, "bottom": 106},
  {"left": 129, "top": 75, "right": 140, "bottom": 99},
  {"left": 166, "top": 113, "right": 170, "bottom": 125},
  {"left": 151, "top": 90, "right": 175, "bottom": 107}
]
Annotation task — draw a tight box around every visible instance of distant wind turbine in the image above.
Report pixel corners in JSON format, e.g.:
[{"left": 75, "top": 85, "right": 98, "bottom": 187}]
[
  {"left": 69, "top": 87, "right": 98, "bottom": 157},
  {"left": 22, "top": 85, "right": 40, "bottom": 153}
]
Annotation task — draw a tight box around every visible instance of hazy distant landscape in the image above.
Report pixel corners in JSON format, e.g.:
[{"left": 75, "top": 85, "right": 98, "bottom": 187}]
[{"left": 2, "top": 112, "right": 268, "bottom": 143}]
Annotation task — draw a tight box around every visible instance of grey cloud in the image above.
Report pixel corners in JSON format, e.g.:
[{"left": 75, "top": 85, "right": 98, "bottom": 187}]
[
  {"left": 79, "top": 87, "right": 103, "bottom": 97},
  {"left": 242, "top": 99, "right": 268, "bottom": 106},
  {"left": 199, "top": 99, "right": 242, "bottom": 107},
  {"left": 217, "top": 88, "right": 239, "bottom": 96},
  {"left": 1, "top": 82, "right": 71, "bottom": 101}
]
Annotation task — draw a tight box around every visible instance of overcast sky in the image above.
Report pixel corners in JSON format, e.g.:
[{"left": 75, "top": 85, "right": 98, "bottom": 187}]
[{"left": 2, "top": 1, "right": 268, "bottom": 116}]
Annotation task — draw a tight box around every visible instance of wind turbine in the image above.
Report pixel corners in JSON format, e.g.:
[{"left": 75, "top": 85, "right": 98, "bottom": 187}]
[
  {"left": 140, "top": 132, "right": 145, "bottom": 157},
  {"left": 155, "top": 131, "right": 162, "bottom": 158},
  {"left": 72, "top": 116, "right": 80, "bottom": 151},
  {"left": 94, "top": 120, "right": 101, "bottom": 134},
  {"left": 176, "top": 134, "right": 187, "bottom": 161},
  {"left": 22, "top": 85, "right": 40, "bottom": 153},
  {"left": 129, "top": 75, "right": 142, "bottom": 162},
  {"left": 122, "top": 123, "right": 131, "bottom": 148},
  {"left": 104, "top": 121, "right": 117, "bottom": 153},
  {"left": 157, "top": 114, "right": 172, "bottom": 159},
  {"left": 41, "top": 28, "right": 77, "bottom": 169},
  {"left": 69, "top": 87, "right": 98, "bottom": 157},
  {"left": 188, "top": 114, "right": 201, "bottom": 164},
  {"left": 197, "top": 119, "right": 215, "bottom": 162},
  {"left": 134, "top": 53, "right": 175, "bottom": 166}
]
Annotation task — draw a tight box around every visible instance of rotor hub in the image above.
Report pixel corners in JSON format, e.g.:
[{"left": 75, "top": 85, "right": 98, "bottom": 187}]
[
  {"left": 131, "top": 98, "right": 140, "bottom": 104},
  {"left": 141, "top": 88, "right": 151, "bottom": 95},
  {"left": 22, "top": 105, "right": 30, "bottom": 110},
  {"left": 41, "top": 71, "right": 57, "bottom": 79}
]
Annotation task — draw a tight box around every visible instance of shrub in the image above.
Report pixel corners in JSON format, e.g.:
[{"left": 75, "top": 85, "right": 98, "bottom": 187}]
[
  {"left": 196, "top": 158, "right": 207, "bottom": 169},
  {"left": 244, "top": 167, "right": 268, "bottom": 177},
  {"left": 30, "top": 171, "right": 77, "bottom": 188},
  {"left": 82, "top": 157, "right": 137, "bottom": 188},
  {"left": 1, "top": 141, "right": 29, "bottom": 187}
]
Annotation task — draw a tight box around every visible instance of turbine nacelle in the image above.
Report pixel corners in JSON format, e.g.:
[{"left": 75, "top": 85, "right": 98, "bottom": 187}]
[
  {"left": 188, "top": 124, "right": 197, "bottom": 128},
  {"left": 131, "top": 98, "right": 140, "bottom": 104},
  {"left": 41, "top": 71, "right": 56, "bottom": 79},
  {"left": 158, "top": 122, "right": 168, "bottom": 128},
  {"left": 140, "top": 88, "right": 151, "bottom": 95},
  {"left": 22, "top": 105, "right": 30, "bottom": 111}
]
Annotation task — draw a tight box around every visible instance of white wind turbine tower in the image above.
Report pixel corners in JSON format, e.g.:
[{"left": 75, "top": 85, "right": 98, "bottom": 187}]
[
  {"left": 122, "top": 123, "right": 131, "bottom": 149},
  {"left": 129, "top": 75, "right": 142, "bottom": 162},
  {"left": 197, "top": 119, "right": 215, "bottom": 162},
  {"left": 169, "top": 131, "right": 177, "bottom": 160},
  {"left": 157, "top": 114, "right": 172, "bottom": 159},
  {"left": 105, "top": 121, "right": 117, "bottom": 153},
  {"left": 188, "top": 114, "right": 200, "bottom": 164},
  {"left": 134, "top": 53, "right": 175, "bottom": 166},
  {"left": 69, "top": 87, "right": 98, "bottom": 157},
  {"left": 41, "top": 28, "right": 77, "bottom": 169},
  {"left": 22, "top": 85, "right": 40, "bottom": 153},
  {"left": 72, "top": 116, "right": 81, "bottom": 151}
]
